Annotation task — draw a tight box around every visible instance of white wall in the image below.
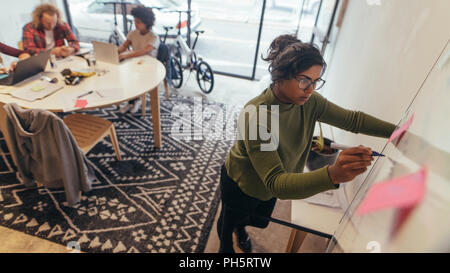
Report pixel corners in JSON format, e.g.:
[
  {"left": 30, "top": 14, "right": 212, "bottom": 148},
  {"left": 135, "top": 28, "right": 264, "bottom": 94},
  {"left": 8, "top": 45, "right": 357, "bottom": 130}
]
[
  {"left": 0, "top": 0, "right": 61, "bottom": 65},
  {"left": 0, "top": 0, "right": 45, "bottom": 47},
  {"left": 316, "top": 0, "right": 450, "bottom": 203}
]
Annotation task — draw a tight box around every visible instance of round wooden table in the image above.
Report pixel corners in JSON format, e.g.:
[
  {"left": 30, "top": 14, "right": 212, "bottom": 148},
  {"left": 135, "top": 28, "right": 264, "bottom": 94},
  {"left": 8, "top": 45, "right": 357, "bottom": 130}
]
[{"left": 0, "top": 55, "right": 166, "bottom": 147}]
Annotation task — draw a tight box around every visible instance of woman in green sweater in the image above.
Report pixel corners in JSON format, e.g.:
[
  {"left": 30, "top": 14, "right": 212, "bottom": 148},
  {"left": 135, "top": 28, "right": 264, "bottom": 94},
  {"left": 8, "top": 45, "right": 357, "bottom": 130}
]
[{"left": 217, "top": 34, "right": 397, "bottom": 253}]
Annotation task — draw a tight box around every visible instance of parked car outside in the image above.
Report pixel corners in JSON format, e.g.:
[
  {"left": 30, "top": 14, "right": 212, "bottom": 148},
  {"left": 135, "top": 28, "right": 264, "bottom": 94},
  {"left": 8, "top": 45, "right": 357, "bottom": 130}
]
[{"left": 71, "top": 0, "right": 201, "bottom": 42}]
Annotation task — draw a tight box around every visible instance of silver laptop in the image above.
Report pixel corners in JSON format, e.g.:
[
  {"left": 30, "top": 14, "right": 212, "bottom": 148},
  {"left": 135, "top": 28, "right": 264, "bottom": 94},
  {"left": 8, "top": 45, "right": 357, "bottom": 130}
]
[{"left": 92, "top": 41, "right": 121, "bottom": 65}]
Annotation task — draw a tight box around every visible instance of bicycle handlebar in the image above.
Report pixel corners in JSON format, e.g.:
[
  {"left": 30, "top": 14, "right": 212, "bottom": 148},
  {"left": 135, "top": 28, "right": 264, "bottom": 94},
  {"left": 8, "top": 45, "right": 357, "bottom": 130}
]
[
  {"left": 157, "top": 9, "right": 191, "bottom": 14},
  {"left": 102, "top": 1, "right": 135, "bottom": 5},
  {"left": 102, "top": 2, "right": 190, "bottom": 14},
  {"left": 150, "top": 6, "right": 167, "bottom": 10}
]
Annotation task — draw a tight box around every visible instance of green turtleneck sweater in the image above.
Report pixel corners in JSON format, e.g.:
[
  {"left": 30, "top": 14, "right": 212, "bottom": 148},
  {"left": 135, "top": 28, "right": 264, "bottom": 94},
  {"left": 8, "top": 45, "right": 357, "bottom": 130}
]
[{"left": 225, "top": 88, "right": 397, "bottom": 201}]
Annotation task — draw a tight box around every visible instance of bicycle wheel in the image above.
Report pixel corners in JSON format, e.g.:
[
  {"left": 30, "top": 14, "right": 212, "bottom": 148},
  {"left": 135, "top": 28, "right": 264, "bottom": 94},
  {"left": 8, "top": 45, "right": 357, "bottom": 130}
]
[
  {"left": 196, "top": 61, "right": 214, "bottom": 94},
  {"left": 190, "top": 52, "right": 197, "bottom": 70},
  {"left": 174, "top": 42, "right": 183, "bottom": 65},
  {"left": 171, "top": 57, "right": 183, "bottom": 89},
  {"left": 168, "top": 43, "right": 182, "bottom": 66}
]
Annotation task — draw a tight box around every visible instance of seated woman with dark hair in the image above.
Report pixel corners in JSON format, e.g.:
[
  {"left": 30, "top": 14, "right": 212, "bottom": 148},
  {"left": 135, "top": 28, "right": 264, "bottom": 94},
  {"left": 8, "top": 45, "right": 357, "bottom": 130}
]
[
  {"left": 117, "top": 5, "right": 160, "bottom": 114},
  {"left": 0, "top": 42, "right": 30, "bottom": 73}
]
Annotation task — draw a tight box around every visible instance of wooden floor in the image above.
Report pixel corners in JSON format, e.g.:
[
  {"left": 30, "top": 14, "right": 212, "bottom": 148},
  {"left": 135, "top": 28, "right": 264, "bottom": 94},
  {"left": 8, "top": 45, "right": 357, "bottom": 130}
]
[{"left": 204, "top": 200, "right": 329, "bottom": 253}]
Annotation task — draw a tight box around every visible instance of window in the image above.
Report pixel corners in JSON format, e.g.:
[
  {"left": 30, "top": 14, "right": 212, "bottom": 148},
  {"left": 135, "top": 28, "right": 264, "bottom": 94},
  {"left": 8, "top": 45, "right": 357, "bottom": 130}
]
[
  {"left": 65, "top": 0, "right": 338, "bottom": 80},
  {"left": 87, "top": 2, "right": 113, "bottom": 14}
]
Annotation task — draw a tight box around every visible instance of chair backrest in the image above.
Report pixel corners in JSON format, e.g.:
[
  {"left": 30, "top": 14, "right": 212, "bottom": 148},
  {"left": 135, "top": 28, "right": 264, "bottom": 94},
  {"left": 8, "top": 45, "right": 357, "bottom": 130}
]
[
  {"left": 0, "top": 102, "right": 11, "bottom": 141},
  {"left": 0, "top": 102, "right": 19, "bottom": 167},
  {"left": 0, "top": 102, "right": 6, "bottom": 132},
  {"left": 0, "top": 103, "right": 95, "bottom": 206}
]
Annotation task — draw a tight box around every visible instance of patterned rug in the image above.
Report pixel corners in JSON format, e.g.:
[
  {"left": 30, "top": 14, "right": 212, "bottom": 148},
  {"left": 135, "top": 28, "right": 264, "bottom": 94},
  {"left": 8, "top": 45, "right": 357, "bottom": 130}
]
[{"left": 0, "top": 90, "right": 236, "bottom": 253}]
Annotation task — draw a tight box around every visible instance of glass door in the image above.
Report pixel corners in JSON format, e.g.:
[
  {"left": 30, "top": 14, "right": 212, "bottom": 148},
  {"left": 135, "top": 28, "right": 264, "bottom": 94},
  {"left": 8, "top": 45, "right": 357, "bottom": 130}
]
[
  {"left": 191, "top": 0, "right": 264, "bottom": 78},
  {"left": 311, "top": 0, "right": 339, "bottom": 55},
  {"left": 254, "top": 0, "right": 322, "bottom": 80}
]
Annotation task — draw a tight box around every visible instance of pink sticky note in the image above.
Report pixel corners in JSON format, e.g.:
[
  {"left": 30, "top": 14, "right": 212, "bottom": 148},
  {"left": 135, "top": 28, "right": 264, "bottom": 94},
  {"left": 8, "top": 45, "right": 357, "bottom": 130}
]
[
  {"left": 391, "top": 206, "right": 415, "bottom": 237},
  {"left": 356, "top": 167, "right": 427, "bottom": 216},
  {"left": 74, "top": 99, "right": 88, "bottom": 108},
  {"left": 388, "top": 113, "right": 414, "bottom": 143}
]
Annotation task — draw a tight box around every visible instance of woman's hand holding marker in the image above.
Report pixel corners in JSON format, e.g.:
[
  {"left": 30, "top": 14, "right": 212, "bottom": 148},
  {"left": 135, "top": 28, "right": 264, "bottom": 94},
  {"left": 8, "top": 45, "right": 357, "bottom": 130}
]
[{"left": 327, "top": 145, "right": 374, "bottom": 184}]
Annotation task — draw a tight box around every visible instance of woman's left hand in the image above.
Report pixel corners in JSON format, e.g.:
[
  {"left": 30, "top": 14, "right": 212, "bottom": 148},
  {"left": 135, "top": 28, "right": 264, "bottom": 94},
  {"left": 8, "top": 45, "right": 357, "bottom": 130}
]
[
  {"left": 8, "top": 53, "right": 31, "bottom": 72},
  {"left": 9, "top": 62, "right": 17, "bottom": 71},
  {"left": 18, "top": 53, "right": 30, "bottom": 60},
  {"left": 119, "top": 53, "right": 127, "bottom": 61}
]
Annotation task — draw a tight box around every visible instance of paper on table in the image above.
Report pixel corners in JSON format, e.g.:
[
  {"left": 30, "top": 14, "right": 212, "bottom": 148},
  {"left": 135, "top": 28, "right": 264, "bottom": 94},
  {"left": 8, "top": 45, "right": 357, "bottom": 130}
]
[
  {"left": 10, "top": 81, "right": 63, "bottom": 102},
  {"left": 89, "top": 88, "right": 124, "bottom": 102},
  {"left": 74, "top": 99, "right": 88, "bottom": 108},
  {"left": 304, "top": 190, "right": 341, "bottom": 208},
  {"left": 61, "top": 91, "right": 97, "bottom": 112},
  {"left": 356, "top": 167, "right": 427, "bottom": 216},
  {"left": 60, "top": 88, "right": 124, "bottom": 112},
  {"left": 388, "top": 113, "right": 414, "bottom": 144},
  {"left": 0, "top": 86, "right": 11, "bottom": 94}
]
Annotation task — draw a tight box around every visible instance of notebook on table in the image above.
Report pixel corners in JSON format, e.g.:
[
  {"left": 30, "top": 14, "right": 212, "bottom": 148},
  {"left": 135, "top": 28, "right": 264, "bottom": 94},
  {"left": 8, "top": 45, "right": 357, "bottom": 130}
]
[{"left": 10, "top": 81, "right": 63, "bottom": 102}]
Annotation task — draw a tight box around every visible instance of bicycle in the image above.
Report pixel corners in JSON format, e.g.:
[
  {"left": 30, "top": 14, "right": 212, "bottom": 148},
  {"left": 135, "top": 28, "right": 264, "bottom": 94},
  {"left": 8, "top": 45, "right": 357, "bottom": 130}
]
[
  {"left": 167, "top": 9, "right": 215, "bottom": 94},
  {"left": 161, "top": 26, "right": 184, "bottom": 90},
  {"left": 104, "top": 1, "right": 134, "bottom": 46}
]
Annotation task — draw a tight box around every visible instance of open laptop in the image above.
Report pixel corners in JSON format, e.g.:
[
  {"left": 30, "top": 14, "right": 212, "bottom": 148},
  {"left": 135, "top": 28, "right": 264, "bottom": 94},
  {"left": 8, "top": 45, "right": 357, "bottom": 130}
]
[
  {"left": 92, "top": 41, "right": 122, "bottom": 65},
  {"left": 0, "top": 50, "right": 51, "bottom": 86}
]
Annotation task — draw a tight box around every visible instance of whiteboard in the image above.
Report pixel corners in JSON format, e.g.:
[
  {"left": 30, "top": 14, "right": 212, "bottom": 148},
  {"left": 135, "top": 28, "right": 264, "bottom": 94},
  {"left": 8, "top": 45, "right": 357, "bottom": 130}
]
[
  {"left": 315, "top": 0, "right": 450, "bottom": 215},
  {"left": 327, "top": 40, "right": 450, "bottom": 253}
]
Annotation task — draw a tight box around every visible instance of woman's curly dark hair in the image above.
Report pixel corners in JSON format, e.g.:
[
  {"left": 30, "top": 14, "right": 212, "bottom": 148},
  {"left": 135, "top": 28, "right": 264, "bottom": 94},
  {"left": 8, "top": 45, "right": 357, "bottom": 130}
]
[
  {"left": 131, "top": 5, "right": 155, "bottom": 29},
  {"left": 262, "top": 34, "right": 326, "bottom": 85}
]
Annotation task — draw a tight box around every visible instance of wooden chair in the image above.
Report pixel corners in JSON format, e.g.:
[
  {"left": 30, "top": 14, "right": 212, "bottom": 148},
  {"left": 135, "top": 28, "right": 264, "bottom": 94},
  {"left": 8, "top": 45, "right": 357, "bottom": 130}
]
[
  {"left": 0, "top": 103, "right": 121, "bottom": 161},
  {"left": 164, "top": 78, "right": 170, "bottom": 100},
  {"left": 0, "top": 103, "right": 19, "bottom": 167},
  {"left": 0, "top": 103, "right": 121, "bottom": 194},
  {"left": 0, "top": 102, "right": 42, "bottom": 187},
  {"left": 63, "top": 113, "right": 122, "bottom": 160}
]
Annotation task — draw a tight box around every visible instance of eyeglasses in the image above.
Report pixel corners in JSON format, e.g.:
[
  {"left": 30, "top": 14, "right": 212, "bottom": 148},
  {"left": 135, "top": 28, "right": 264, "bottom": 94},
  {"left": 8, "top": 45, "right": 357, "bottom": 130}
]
[{"left": 295, "top": 76, "right": 326, "bottom": 90}]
